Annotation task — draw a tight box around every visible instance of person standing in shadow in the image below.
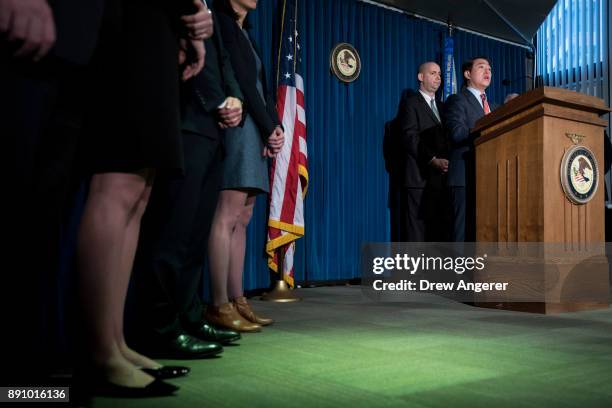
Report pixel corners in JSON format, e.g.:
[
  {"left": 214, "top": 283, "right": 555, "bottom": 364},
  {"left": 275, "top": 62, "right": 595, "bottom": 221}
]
[
  {"left": 130, "top": 10, "right": 246, "bottom": 361},
  {"left": 76, "top": 0, "right": 212, "bottom": 397},
  {"left": 204, "top": 0, "right": 284, "bottom": 332}
]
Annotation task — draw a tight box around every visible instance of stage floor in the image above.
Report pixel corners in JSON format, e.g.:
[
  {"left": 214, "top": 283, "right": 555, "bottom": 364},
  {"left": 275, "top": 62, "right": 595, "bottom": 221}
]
[{"left": 94, "top": 285, "right": 612, "bottom": 407}]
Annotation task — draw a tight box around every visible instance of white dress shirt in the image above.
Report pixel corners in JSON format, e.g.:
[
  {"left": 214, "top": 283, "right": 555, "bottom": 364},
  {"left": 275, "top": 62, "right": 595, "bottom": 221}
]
[
  {"left": 419, "top": 89, "right": 440, "bottom": 122},
  {"left": 467, "top": 86, "right": 487, "bottom": 109}
]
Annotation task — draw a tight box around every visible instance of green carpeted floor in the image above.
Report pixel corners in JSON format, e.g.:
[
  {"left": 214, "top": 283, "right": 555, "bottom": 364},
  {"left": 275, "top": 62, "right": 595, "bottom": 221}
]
[{"left": 93, "top": 286, "right": 612, "bottom": 407}]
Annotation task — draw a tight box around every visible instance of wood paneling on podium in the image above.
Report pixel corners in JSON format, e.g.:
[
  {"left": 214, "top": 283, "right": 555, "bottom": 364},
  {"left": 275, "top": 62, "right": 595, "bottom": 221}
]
[{"left": 472, "top": 87, "right": 610, "bottom": 313}]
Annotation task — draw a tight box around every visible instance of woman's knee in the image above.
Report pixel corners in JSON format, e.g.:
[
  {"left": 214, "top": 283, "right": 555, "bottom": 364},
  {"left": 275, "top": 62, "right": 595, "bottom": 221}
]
[
  {"left": 237, "top": 203, "right": 255, "bottom": 227},
  {"left": 89, "top": 173, "right": 147, "bottom": 214},
  {"left": 214, "top": 205, "right": 243, "bottom": 231},
  {"left": 214, "top": 190, "right": 249, "bottom": 229},
  {"left": 133, "top": 186, "right": 152, "bottom": 218}
]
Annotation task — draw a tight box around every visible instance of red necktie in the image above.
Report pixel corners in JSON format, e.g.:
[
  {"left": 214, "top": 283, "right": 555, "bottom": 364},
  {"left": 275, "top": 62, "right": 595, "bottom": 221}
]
[{"left": 481, "top": 93, "right": 491, "bottom": 114}]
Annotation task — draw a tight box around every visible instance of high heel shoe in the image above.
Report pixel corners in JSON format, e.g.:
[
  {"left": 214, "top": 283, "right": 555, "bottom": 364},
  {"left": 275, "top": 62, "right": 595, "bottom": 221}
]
[
  {"left": 233, "top": 296, "right": 274, "bottom": 326},
  {"left": 141, "top": 366, "right": 190, "bottom": 380},
  {"left": 204, "top": 302, "right": 261, "bottom": 333},
  {"left": 93, "top": 377, "right": 179, "bottom": 398}
]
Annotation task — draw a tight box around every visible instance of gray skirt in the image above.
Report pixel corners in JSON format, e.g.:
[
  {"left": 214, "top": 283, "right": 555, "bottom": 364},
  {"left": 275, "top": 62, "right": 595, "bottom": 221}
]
[{"left": 221, "top": 113, "right": 269, "bottom": 193}]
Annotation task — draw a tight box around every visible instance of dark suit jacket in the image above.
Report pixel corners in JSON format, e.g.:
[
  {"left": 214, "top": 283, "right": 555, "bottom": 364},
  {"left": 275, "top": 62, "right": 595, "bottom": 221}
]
[
  {"left": 215, "top": 12, "right": 280, "bottom": 140},
  {"left": 181, "top": 16, "right": 244, "bottom": 140},
  {"left": 445, "top": 87, "right": 491, "bottom": 187},
  {"left": 394, "top": 90, "right": 446, "bottom": 188}
]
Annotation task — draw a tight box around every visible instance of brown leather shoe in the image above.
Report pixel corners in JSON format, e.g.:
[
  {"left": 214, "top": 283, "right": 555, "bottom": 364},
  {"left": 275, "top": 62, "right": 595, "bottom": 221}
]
[
  {"left": 233, "top": 296, "right": 274, "bottom": 326},
  {"left": 204, "top": 303, "right": 261, "bottom": 333}
]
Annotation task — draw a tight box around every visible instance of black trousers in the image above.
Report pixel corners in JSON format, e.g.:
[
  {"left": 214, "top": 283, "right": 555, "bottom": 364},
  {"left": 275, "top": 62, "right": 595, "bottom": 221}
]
[
  {"left": 130, "top": 131, "right": 222, "bottom": 339},
  {"left": 2, "top": 58, "right": 85, "bottom": 382},
  {"left": 423, "top": 184, "right": 452, "bottom": 242},
  {"left": 398, "top": 187, "right": 426, "bottom": 242},
  {"left": 388, "top": 182, "right": 401, "bottom": 242},
  {"left": 449, "top": 185, "right": 476, "bottom": 242}
]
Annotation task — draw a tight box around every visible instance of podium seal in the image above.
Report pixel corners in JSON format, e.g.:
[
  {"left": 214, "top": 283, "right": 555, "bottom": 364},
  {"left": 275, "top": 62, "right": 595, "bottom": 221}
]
[{"left": 560, "top": 145, "right": 599, "bottom": 204}]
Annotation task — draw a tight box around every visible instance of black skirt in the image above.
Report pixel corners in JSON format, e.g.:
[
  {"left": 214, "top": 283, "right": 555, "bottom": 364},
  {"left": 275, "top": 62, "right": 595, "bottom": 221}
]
[{"left": 84, "top": 0, "right": 184, "bottom": 176}]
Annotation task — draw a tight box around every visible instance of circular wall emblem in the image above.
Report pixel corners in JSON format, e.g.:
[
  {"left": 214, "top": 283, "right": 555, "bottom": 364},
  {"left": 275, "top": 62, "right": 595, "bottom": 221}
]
[
  {"left": 560, "top": 145, "right": 599, "bottom": 204},
  {"left": 330, "top": 43, "right": 361, "bottom": 83}
]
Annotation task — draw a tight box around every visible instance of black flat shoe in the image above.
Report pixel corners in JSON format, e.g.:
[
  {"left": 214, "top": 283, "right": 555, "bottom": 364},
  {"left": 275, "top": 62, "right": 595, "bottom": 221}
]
[
  {"left": 142, "top": 366, "right": 190, "bottom": 380},
  {"left": 187, "top": 320, "right": 242, "bottom": 345},
  {"left": 94, "top": 378, "right": 179, "bottom": 398}
]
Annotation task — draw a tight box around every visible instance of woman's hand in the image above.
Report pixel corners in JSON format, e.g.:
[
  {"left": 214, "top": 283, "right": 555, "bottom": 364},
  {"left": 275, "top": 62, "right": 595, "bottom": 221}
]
[
  {"left": 217, "top": 97, "right": 242, "bottom": 128},
  {"left": 261, "top": 146, "right": 275, "bottom": 158},
  {"left": 267, "top": 127, "right": 285, "bottom": 154}
]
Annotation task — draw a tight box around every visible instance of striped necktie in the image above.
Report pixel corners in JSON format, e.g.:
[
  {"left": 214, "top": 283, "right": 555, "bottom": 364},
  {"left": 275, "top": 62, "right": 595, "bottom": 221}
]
[{"left": 481, "top": 93, "right": 491, "bottom": 114}]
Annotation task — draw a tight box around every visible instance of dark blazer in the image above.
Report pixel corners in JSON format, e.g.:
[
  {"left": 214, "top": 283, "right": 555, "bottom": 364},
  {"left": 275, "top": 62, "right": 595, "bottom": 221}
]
[
  {"left": 215, "top": 12, "right": 280, "bottom": 140},
  {"left": 445, "top": 87, "right": 492, "bottom": 187},
  {"left": 394, "top": 90, "right": 446, "bottom": 188},
  {"left": 181, "top": 16, "right": 244, "bottom": 140}
]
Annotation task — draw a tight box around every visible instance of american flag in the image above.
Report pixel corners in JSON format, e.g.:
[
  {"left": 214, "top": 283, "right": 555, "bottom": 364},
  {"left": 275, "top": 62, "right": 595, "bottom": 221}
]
[{"left": 266, "top": 0, "right": 308, "bottom": 287}]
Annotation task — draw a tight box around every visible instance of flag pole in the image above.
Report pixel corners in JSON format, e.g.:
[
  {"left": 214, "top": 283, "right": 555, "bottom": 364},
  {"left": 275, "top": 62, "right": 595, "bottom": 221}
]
[
  {"left": 262, "top": 0, "right": 303, "bottom": 302},
  {"left": 261, "top": 244, "right": 301, "bottom": 302}
]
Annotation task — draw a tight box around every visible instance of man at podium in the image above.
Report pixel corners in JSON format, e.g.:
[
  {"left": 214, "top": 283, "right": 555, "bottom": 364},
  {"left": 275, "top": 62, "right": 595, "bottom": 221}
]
[{"left": 445, "top": 57, "right": 493, "bottom": 242}]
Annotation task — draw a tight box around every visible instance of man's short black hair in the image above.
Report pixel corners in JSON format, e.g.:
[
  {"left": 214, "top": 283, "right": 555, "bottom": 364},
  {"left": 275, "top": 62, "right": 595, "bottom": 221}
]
[{"left": 461, "top": 56, "right": 491, "bottom": 87}]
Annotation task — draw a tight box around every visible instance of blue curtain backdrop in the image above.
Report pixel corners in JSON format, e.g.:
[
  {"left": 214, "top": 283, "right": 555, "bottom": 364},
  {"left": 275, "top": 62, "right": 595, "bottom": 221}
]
[{"left": 237, "top": 0, "right": 528, "bottom": 290}]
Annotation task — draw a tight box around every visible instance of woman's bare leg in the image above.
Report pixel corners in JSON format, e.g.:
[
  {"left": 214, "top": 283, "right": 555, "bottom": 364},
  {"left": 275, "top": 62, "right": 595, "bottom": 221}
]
[
  {"left": 208, "top": 189, "right": 249, "bottom": 306},
  {"left": 110, "top": 170, "right": 162, "bottom": 369},
  {"left": 227, "top": 195, "right": 256, "bottom": 300},
  {"left": 77, "top": 171, "right": 154, "bottom": 387}
]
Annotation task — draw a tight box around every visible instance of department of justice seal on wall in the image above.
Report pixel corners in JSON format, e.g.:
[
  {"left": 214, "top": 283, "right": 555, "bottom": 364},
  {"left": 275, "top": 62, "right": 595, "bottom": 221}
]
[
  {"left": 560, "top": 145, "right": 599, "bottom": 204},
  {"left": 330, "top": 43, "right": 361, "bottom": 83}
]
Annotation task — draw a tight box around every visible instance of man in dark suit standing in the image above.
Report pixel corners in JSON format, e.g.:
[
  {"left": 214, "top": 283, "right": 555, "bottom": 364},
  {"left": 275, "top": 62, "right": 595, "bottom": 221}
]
[
  {"left": 445, "top": 57, "right": 493, "bottom": 242},
  {"left": 131, "top": 16, "right": 243, "bottom": 359},
  {"left": 394, "top": 62, "right": 446, "bottom": 241}
]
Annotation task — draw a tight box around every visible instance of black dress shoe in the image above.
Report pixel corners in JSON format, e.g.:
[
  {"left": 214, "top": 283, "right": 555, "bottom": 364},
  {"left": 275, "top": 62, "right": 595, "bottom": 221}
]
[
  {"left": 187, "top": 320, "right": 241, "bottom": 345},
  {"left": 142, "top": 366, "right": 190, "bottom": 379},
  {"left": 146, "top": 333, "right": 223, "bottom": 359},
  {"left": 94, "top": 378, "right": 179, "bottom": 398}
]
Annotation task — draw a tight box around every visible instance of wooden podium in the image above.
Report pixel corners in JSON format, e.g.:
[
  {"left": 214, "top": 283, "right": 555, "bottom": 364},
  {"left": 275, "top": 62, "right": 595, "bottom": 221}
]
[{"left": 472, "top": 87, "right": 611, "bottom": 314}]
